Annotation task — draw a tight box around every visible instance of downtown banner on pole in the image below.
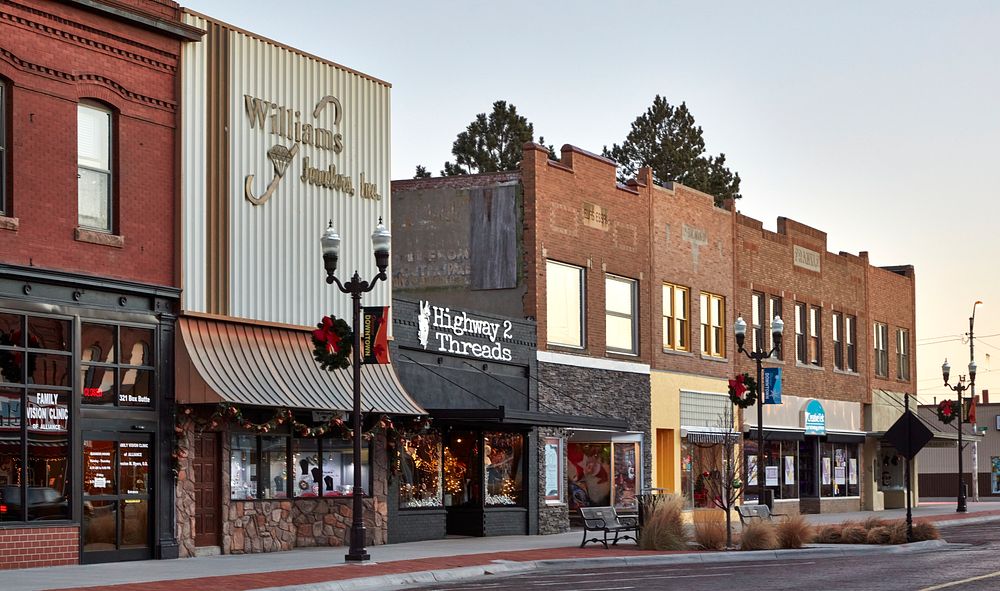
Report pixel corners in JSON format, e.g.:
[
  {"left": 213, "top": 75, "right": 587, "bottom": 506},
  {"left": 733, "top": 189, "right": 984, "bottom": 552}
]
[{"left": 362, "top": 306, "right": 390, "bottom": 364}]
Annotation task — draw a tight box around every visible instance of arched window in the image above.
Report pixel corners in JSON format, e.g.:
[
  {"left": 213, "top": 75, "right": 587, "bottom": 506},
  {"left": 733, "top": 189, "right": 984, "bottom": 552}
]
[{"left": 77, "top": 101, "right": 114, "bottom": 232}]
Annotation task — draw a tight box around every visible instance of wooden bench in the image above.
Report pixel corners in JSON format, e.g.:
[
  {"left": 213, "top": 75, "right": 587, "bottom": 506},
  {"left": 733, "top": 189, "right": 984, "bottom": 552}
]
[
  {"left": 579, "top": 506, "right": 639, "bottom": 548},
  {"left": 737, "top": 503, "right": 787, "bottom": 526}
]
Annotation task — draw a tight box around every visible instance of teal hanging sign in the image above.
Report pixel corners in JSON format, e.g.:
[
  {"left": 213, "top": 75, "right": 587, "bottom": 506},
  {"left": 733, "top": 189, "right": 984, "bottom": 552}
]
[
  {"left": 803, "top": 399, "right": 826, "bottom": 435},
  {"left": 763, "top": 367, "right": 782, "bottom": 404}
]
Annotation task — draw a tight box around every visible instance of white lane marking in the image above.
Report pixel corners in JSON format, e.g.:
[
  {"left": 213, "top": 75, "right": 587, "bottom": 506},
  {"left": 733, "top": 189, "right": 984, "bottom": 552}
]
[
  {"left": 919, "top": 570, "right": 1000, "bottom": 591},
  {"left": 531, "top": 573, "right": 728, "bottom": 586}
]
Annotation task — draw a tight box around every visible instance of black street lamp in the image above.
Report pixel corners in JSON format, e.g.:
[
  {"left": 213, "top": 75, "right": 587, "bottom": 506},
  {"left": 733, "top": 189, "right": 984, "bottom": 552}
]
[
  {"left": 320, "top": 217, "right": 391, "bottom": 562},
  {"left": 942, "top": 358, "right": 976, "bottom": 513},
  {"left": 734, "top": 315, "right": 783, "bottom": 508}
]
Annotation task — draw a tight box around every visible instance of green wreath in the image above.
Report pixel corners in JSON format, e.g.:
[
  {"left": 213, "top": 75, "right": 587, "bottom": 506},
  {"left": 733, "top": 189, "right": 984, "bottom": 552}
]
[
  {"left": 728, "top": 372, "right": 758, "bottom": 409},
  {"left": 311, "top": 315, "right": 353, "bottom": 371},
  {"left": 936, "top": 399, "right": 957, "bottom": 425}
]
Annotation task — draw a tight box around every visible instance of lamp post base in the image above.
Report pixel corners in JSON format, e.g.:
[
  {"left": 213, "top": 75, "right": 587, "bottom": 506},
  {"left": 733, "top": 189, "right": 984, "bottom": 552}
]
[
  {"left": 958, "top": 483, "right": 968, "bottom": 513},
  {"left": 345, "top": 550, "right": 371, "bottom": 562},
  {"left": 345, "top": 524, "right": 370, "bottom": 562}
]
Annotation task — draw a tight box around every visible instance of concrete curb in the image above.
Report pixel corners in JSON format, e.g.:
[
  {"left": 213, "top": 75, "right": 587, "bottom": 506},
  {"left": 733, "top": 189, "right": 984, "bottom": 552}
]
[
  {"left": 248, "top": 539, "right": 952, "bottom": 591},
  {"left": 931, "top": 514, "right": 1000, "bottom": 529}
]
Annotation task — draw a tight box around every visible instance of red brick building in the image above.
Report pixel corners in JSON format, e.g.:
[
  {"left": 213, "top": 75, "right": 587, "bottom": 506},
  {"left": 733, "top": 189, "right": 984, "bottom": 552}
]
[{"left": 0, "top": 0, "right": 199, "bottom": 568}]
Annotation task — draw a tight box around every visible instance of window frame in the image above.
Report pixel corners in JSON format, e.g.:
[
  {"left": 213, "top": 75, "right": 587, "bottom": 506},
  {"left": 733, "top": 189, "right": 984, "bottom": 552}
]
[
  {"left": 80, "top": 322, "right": 157, "bottom": 410},
  {"left": 545, "top": 260, "right": 585, "bottom": 349},
  {"left": 0, "top": 79, "right": 8, "bottom": 217},
  {"left": 896, "top": 328, "right": 910, "bottom": 381},
  {"left": 794, "top": 303, "right": 807, "bottom": 364},
  {"left": 809, "top": 306, "right": 822, "bottom": 366},
  {"left": 77, "top": 100, "right": 115, "bottom": 233},
  {"left": 846, "top": 315, "right": 857, "bottom": 372},
  {"left": 700, "top": 292, "right": 726, "bottom": 358},
  {"left": 605, "top": 274, "right": 638, "bottom": 355},
  {"left": 751, "top": 292, "right": 765, "bottom": 353},
  {"left": 874, "top": 322, "right": 889, "bottom": 378},
  {"left": 662, "top": 282, "right": 689, "bottom": 352},
  {"left": 832, "top": 312, "right": 844, "bottom": 370},
  {"left": 769, "top": 296, "right": 783, "bottom": 360},
  {"left": 543, "top": 437, "right": 564, "bottom": 504}
]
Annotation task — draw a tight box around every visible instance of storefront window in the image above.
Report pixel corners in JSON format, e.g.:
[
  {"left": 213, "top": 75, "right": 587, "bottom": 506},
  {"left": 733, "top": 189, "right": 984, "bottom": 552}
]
[
  {"left": 320, "top": 442, "right": 369, "bottom": 497},
  {"left": 229, "top": 435, "right": 258, "bottom": 500},
  {"left": 613, "top": 442, "right": 638, "bottom": 510},
  {"left": 292, "top": 439, "right": 320, "bottom": 497},
  {"left": 743, "top": 439, "right": 800, "bottom": 503},
  {"left": 260, "top": 436, "right": 287, "bottom": 499},
  {"left": 821, "top": 442, "right": 859, "bottom": 497},
  {"left": 681, "top": 440, "right": 723, "bottom": 509},
  {"left": 484, "top": 432, "right": 523, "bottom": 506},
  {"left": 81, "top": 323, "right": 155, "bottom": 408},
  {"left": 567, "top": 442, "right": 611, "bottom": 510},
  {"left": 399, "top": 431, "right": 443, "bottom": 509},
  {"left": 443, "top": 430, "right": 479, "bottom": 507},
  {"left": 0, "top": 313, "right": 72, "bottom": 522}
]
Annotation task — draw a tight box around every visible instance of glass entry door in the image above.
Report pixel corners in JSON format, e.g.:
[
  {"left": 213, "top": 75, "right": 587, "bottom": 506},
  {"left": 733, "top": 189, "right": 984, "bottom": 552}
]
[{"left": 82, "top": 432, "right": 152, "bottom": 563}]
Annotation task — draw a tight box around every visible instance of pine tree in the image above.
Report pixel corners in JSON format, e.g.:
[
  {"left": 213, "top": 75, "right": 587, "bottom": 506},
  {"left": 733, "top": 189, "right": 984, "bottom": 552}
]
[
  {"left": 442, "top": 101, "right": 545, "bottom": 175},
  {"left": 414, "top": 165, "right": 431, "bottom": 179}
]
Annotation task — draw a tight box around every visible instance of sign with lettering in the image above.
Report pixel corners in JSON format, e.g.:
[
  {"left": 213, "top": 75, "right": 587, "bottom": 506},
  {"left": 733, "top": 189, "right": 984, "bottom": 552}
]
[
  {"left": 417, "top": 301, "right": 514, "bottom": 361},
  {"left": 793, "top": 245, "right": 821, "bottom": 272},
  {"left": 362, "top": 306, "right": 390, "bottom": 364},
  {"left": 802, "top": 399, "right": 826, "bottom": 435},
  {"left": 763, "top": 367, "right": 782, "bottom": 405},
  {"left": 26, "top": 392, "right": 68, "bottom": 433},
  {"left": 582, "top": 202, "right": 609, "bottom": 231}
]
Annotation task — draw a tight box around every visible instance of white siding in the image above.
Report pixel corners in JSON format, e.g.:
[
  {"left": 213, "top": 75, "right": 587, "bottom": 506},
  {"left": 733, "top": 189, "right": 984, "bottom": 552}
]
[{"left": 180, "top": 13, "right": 209, "bottom": 313}]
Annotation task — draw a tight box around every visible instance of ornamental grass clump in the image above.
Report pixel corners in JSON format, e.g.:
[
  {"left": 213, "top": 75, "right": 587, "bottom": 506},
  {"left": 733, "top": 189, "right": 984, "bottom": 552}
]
[
  {"left": 693, "top": 521, "right": 728, "bottom": 550},
  {"left": 740, "top": 520, "right": 779, "bottom": 551},
  {"left": 813, "top": 524, "right": 844, "bottom": 544},
  {"left": 866, "top": 526, "right": 893, "bottom": 545},
  {"left": 911, "top": 522, "right": 940, "bottom": 542},
  {"left": 776, "top": 514, "right": 813, "bottom": 549},
  {"left": 840, "top": 523, "right": 868, "bottom": 544},
  {"left": 639, "top": 494, "right": 689, "bottom": 551}
]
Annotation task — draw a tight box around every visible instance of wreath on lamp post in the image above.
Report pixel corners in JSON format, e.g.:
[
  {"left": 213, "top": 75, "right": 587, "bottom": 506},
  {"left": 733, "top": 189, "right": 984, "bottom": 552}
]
[
  {"left": 728, "top": 372, "right": 758, "bottom": 409},
  {"left": 936, "top": 399, "right": 957, "bottom": 425},
  {"left": 311, "top": 315, "right": 352, "bottom": 371}
]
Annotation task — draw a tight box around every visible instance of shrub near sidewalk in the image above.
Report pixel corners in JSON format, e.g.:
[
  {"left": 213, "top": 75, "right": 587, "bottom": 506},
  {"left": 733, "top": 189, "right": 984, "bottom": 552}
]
[
  {"left": 693, "top": 521, "right": 728, "bottom": 550},
  {"left": 740, "top": 521, "right": 779, "bottom": 551},
  {"left": 815, "top": 519, "right": 939, "bottom": 545},
  {"left": 639, "top": 494, "right": 690, "bottom": 551},
  {"left": 775, "top": 515, "right": 814, "bottom": 549}
]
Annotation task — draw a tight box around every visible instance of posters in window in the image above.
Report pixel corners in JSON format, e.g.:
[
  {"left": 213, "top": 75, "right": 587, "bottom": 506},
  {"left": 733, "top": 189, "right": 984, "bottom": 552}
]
[
  {"left": 821, "top": 457, "right": 831, "bottom": 485},
  {"left": 612, "top": 442, "right": 638, "bottom": 510},
  {"left": 567, "top": 443, "right": 610, "bottom": 510},
  {"left": 765, "top": 465, "right": 779, "bottom": 487},
  {"left": 849, "top": 458, "right": 858, "bottom": 485},
  {"left": 784, "top": 456, "right": 795, "bottom": 484},
  {"left": 991, "top": 457, "right": 1000, "bottom": 495},
  {"left": 544, "top": 439, "right": 560, "bottom": 500},
  {"left": 747, "top": 455, "right": 757, "bottom": 486},
  {"left": 834, "top": 466, "right": 846, "bottom": 485}
]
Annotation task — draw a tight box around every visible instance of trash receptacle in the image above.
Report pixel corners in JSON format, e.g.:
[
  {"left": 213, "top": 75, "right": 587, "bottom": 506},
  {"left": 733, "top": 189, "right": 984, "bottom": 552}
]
[{"left": 763, "top": 488, "right": 775, "bottom": 510}]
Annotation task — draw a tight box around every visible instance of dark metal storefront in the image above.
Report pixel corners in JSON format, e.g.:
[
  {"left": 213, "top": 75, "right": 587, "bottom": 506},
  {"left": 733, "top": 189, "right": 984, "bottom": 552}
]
[{"left": 0, "top": 264, "right": 179, "bottom": 563}]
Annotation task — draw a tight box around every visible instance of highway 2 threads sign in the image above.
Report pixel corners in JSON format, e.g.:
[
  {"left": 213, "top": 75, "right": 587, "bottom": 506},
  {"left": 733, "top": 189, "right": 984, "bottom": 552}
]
[{"left": 417, "top": 301, "right": 513, "bottom": 361}]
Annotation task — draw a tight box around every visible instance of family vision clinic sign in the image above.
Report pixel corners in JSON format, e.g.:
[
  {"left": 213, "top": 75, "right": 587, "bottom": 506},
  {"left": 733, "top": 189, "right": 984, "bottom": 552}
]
[
  {"left": 416, "top": 301, "right": 514, "bottom": 361},
  {"left": 802, "top": 399, "right": 826, "bottom": 435}
]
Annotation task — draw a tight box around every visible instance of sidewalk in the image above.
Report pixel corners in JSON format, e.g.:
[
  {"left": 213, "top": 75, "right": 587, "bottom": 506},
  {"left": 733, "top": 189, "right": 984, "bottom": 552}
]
[{"left": 9, "top": 502, "right": 1000, "bottom": 591}]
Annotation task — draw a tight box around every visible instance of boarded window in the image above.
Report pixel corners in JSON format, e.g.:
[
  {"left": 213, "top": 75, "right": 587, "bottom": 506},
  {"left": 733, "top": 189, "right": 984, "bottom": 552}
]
[{"left": 470, "top": 185, "right": 518, "bottom": 290}]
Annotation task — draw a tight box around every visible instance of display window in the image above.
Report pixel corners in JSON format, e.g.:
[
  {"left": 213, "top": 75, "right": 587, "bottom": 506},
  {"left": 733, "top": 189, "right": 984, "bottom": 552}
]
[
  {"left": 399, "top": 431, "right": 442, "bottom": 509},
  {"left": 613, "top": 442, "right": 638, "bottom": 510},
  {"left": 743, "top": 439, "right": 800, "bottom": 503},
  {"left": 484, "top": 432, "right": 523, "bottom": 506},
  {"left": 543, "top": 437, "right": 563, "bottom": 503},
  {"left": 443, "top": 430, "right": 480, "bottom": 507},
  {"left": 681, "top": 440, "right": 723, "bottom": 509},
  {"left": 230, "top": 433, "right": 370, "bottom": 500},
  {"left": 567, "top": 442, "right": 611, "bottom": 510},
  {"left": 821, "top": 442, "right": 859, "bottom": 497},
  {"left": 80, "top": 322, "right": 155, "bottom": 408}
]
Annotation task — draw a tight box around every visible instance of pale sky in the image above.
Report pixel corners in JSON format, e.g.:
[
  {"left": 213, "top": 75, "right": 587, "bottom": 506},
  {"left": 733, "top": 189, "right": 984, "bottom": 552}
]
[{"left": 183, "top": 0, "right": 1000, "bottom": 408}]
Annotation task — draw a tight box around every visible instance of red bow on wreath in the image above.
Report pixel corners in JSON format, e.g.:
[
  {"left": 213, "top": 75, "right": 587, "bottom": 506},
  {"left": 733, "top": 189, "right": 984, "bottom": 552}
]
[
  {"left": 728, "top": 374, "right": 747, "bottom": 399},
  {"left": 312, "top": 317, "right": 343, "bottom": 355}
]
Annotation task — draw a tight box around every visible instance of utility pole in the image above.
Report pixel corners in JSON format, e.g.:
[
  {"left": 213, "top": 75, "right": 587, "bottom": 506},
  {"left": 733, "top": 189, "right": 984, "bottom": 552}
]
[{"left": 970, "top": 302, "right": 982, "bottom": 503}]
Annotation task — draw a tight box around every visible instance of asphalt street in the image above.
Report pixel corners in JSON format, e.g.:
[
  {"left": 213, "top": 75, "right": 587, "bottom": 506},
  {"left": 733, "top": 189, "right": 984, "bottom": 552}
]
[{"left": 409, "top": 521, "right": 1000, "bottom": 591}]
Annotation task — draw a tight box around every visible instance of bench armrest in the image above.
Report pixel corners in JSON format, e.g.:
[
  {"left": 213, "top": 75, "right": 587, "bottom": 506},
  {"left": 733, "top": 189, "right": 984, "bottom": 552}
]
[{"left": 618, "top": 515, "right": 639, "bottom": 527}]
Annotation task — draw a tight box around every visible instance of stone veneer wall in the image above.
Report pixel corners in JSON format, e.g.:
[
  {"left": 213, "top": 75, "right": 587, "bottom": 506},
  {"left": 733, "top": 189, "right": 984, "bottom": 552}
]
[
  {"left": 537, "top": 426, "right": 570, "bottom": 535},
  {"left": 175, "top": 409, "right": 388, "bottom": 557}
]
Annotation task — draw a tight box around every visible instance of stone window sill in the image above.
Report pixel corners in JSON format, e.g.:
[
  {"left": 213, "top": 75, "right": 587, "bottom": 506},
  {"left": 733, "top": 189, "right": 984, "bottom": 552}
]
[
  {"left": 0, "top": 215, "right": 18, "bottom": 232},
  {"left": 75, "top": 227, "right": 125, "bottom": 248}
]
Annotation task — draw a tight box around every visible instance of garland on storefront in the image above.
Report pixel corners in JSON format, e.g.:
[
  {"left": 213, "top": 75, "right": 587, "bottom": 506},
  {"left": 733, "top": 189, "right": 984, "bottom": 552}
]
[
  {"left": 936, "top": 399, "right": 957, "bottom": 425},
  {"left": 311, "top": 315, "right": 352, "bottom": 370},
  {"left": 728, "top": 372, "right": 758, "bottom": 409}
]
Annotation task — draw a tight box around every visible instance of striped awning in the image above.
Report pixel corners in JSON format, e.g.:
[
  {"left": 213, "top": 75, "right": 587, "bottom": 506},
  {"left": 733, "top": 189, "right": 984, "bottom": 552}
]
[{"left": 176, "top": 314, "right": 425, "bottom": 415}]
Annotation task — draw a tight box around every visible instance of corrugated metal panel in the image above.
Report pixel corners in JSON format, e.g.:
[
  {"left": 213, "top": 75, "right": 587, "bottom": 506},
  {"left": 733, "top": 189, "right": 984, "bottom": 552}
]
[
  {"left": 177, "top": 315, "right": 424, "bottom": 414},
  {"left": 180, "top": 12, "right": 209, "bottom": 312},
  {"left": 181, "top": 13, "right": 391, "bottom": 327},
  {"left": 680, "top": 390, "right": 730, "bottom": 429}
]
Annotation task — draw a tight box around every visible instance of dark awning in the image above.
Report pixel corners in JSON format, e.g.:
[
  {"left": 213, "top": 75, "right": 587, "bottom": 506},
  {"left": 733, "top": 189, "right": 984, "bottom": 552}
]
[
  {"left": 824, "top": 433, "right": 867, "bottom": 444},
  {"left": 744, "top": 428, "right": 805, "bottom": 441},
  {"left": 426, "top": 406, "right": 628, "bottom": 432},
  {"left": 176, "top": 314, "right": 425, "bottom": 415}
]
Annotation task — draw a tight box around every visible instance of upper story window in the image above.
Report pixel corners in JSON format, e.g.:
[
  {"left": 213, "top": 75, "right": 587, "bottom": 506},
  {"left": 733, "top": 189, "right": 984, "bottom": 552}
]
[
  {"left": 546, "top": 261, "right": 584, "bottom": 348},
  {"left": 700, "top": 292, "right": 725, "bottom": 358},
  {"left": 874, "top": 322, "right": 889, "bottom": 378},
  {"left": 80, "top": 323, "right": 155, "bottom": 409},
  {"left": 751, "top": 292, "right": 765, "bottom": 353},
  {"left": 605, "top": 274, "right": 637, "bottom": 355},
  {"left": 769, "top": 296, "right": 783, "bottom": 360},
  {"left": 846, "top": 315, "right": 857, "bottom": 372},
  {"left": 896, "top": 328, "right": 910, "bottom": 381},
  {"left": 794, "top": 303, "right": 806, "bottom": 364},
  {"left": 662, "top": 283, "right": 689, "bottom": 352},
  {"left": 0, "top": 80, "right": 8, "bottom": 216},
  {"left": 78, "top": 102, "right": 113, "bottom": 232},
  {"left": 809, "top": 306, "right": 822, "bottom": 366},
  {"left": 832, "top": 312, "right": 844, "bottom": 370}
]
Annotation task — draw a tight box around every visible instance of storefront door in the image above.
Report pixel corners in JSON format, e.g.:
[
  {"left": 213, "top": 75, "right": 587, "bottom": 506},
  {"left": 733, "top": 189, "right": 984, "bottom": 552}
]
[
  {"left": 82, "top": 432, "right": 153, "bottom": 563},
  {"left": 193, "top": 432, "right": 220, "bottom": 547}
]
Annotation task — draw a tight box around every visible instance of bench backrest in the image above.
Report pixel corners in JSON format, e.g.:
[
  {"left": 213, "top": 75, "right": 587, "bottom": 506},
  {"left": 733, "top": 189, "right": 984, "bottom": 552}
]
[
  {"left": 580, "top": 506, "right": 623, "bottom": 528},
  {"left": 737, "top": 504, "right": 772, "bottom": 520}
]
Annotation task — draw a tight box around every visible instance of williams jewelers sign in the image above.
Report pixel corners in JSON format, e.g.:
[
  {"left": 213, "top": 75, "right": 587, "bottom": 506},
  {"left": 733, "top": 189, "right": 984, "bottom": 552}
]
[{"left": 417, "top": 301, "right": 514, "bottom": 361}]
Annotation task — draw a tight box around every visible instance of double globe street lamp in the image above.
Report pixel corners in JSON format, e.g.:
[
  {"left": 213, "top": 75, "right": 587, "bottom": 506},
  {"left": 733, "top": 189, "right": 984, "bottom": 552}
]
[
  {"left": 734, "top": 315, "right": 784, "bottom": 508},
  {"left": 942, "top": 358, "right": 976, "bottom": 513},
  {"left": 320, "top": 218, "right": 391, "bottom": 562}
]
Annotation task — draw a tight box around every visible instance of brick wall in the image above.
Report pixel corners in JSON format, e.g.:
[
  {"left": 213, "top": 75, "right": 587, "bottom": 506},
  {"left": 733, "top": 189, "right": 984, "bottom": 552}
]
[
  {"left": 0, "top": 0, "right": 182, "bottom": 287},
  {"left": 867, "top": 264, "right": 917, "bottom": 395},
  {"left": 0, "top": 526, "right": 79, "bottom": 570}
]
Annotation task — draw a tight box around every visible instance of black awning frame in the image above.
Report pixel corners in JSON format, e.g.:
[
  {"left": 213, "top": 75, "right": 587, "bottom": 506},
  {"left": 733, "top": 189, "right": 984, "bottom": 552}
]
[{"left": 426, "top": 406, "right": 628, "bottom": 432}]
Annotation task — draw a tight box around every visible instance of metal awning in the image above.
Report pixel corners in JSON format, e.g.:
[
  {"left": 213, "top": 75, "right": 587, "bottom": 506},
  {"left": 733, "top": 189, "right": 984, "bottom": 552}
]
[
  {"left": 176, "top": 314, "right": 425, "bottom": 415},
  {"left": 426, "top": 406, "right": 628, "bottom": 431}
]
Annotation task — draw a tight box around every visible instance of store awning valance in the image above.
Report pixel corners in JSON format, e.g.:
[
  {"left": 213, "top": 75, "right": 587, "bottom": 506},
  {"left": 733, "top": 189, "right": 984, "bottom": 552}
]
[
  {"left": 176, "top": 314, "right": 425, "bottom": 415},
  {"left": 744, "top": 428, "right": 806, "bottom": 441},
  {"left": 685, "top": 431, "right": 740, "bottom": 445},
  {"left": 426, "top": 406, "right": 628, "bottom": 432}
]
